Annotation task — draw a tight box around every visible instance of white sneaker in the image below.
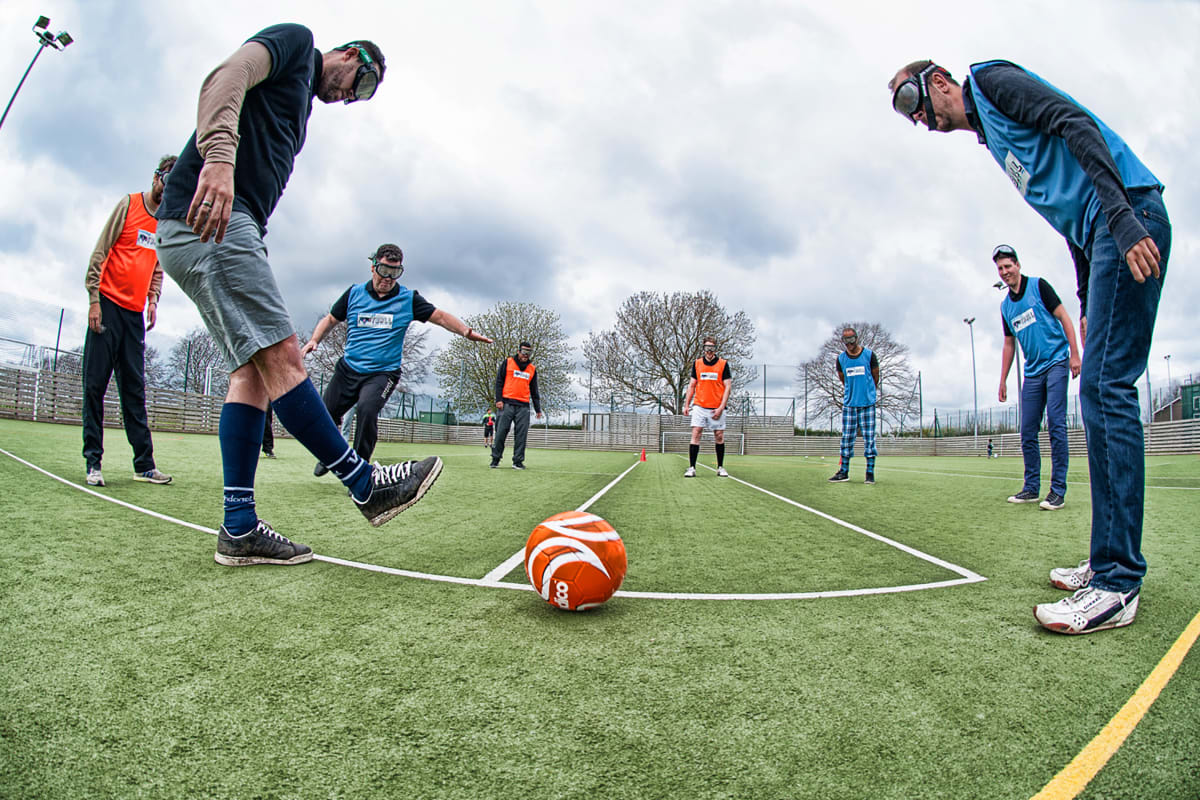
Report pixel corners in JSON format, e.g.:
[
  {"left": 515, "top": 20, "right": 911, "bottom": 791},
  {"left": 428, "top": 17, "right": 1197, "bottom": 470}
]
[
  {"left": 716, "top": 466, "right": 729, "bottom": 477},
  {"left": 86, "top": 468, "right": 105, "bottom": 487},
  {"left": 1034, "top": 585, "right": 1139, "bottom": 635},
  {"left": 133, "top": 468, "right": 173, "bottom": 485},
  {"left": 683, "top": 466, "right": 696, "bottom": 478},
  {"left": 1050, "top": 559, "right": 1093, "bottom": 591}
]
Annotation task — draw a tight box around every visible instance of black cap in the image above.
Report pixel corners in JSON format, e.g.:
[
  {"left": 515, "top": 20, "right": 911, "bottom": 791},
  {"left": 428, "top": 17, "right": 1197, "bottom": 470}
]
[{"left": 991, "top": 244, "right": 1018, "bottom": 262}]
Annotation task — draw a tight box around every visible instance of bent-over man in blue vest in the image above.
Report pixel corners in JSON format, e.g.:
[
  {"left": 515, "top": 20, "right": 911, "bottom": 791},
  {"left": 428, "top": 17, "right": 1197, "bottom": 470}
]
[
  {"left": 890, "top": 59, "right": 1171, "bottom": 635},
  {"left": 829, "top": 327, "right": 879, "bottom": 485},
  {"left": 994, "top": 244, "right": 1080, "bottom": 511},
  {"left": 303, "top": 243, "right": 493, "bottom": 475}
]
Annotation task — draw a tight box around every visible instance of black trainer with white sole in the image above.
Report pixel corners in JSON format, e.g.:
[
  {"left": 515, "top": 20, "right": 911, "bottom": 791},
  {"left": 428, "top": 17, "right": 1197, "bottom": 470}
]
[
  {"left": 356, "top": 457, "right": 443, "bottom": 527},
  {"left": 215, "top": 520, "right": 313, "bottom": 566}
]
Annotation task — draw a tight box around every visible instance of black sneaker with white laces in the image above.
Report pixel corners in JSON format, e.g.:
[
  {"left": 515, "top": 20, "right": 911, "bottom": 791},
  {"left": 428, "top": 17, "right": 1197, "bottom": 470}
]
[
  {"left": 356, "top": 457, "right": 443, "bottom": 527},
  {"left": 215, "top": 520, "right": 313, "bottom": 566},
  {"left": 1007, "top": 489, "right": 1040, "bottom": 504},
  {"left": 864, "top": 471, "right": 875, "bottom": 485},
  {"left": 828, "top": 470, "right": 849, "bottom": 483},
  {"left": 1040, "top": 491, "right": 1065, "bottom": 510}
]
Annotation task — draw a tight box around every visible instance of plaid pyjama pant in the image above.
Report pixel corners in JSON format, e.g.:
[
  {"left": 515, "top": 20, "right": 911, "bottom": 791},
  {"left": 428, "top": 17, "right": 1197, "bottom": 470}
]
[{"left": 840, "top": 405, "right": 877, "bottom": 463}]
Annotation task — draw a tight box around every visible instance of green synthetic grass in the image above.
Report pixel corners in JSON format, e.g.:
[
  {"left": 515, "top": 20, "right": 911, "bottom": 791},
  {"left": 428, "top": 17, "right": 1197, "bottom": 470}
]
[{"left": 0, "top": 419, "right": 1197, "bottom": 799}]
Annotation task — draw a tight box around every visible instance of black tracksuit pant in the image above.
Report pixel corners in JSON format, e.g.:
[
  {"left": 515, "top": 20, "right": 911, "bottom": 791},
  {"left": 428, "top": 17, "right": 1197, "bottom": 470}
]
[
  {"left": 81, "top": 294, "right": 155, "bottom": 472},
  {"left": 321, "top": 357, "right": 400, "bottom": 462}
]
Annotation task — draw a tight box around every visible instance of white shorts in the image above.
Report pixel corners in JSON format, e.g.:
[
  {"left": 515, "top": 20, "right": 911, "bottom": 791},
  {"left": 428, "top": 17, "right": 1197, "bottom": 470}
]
[{"left": 689, "top": 406, "right": 726, "bottom": 431}]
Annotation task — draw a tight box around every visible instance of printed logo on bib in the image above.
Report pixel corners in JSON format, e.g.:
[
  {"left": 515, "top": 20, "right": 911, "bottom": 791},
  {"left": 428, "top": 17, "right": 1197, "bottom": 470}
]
[
  {"left": 1011, "top": 308, "right": 1036, "bottom": 333},
  {"left": 356, "top": 313, "right": 394, "bottom": 329},
  {"left": 512, "top": 370, "right": 530, "bottom": 381},
  {"left": 136, "top": 229, "right": 156, "bottom": 249},
  {"left": 1005, "top": 151, "right": 1029, "bottom": 197},
  {"left": 699, "top": 371, "right": 718, "bottom": 381},
  {"left": 845, "top": 366, "right": 866, "bottom": 377}
]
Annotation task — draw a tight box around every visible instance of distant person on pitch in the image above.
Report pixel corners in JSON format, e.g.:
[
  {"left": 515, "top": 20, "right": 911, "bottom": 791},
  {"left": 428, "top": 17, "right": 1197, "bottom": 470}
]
[
  {"left": 82, "top": 155, "right": 177, "bottom": 488},
  {"left": 483, "top": 409, "right": 495, "bottom": 448},
  {"left": 491, "top": 342, "right": 543, "bottom": 470},
  {"left": 828, "top": 327, "right": 879, "bottom": 485},
  {"left": 993, "top": 244, "right": 1080, "bottom": 511},
  {"left": 682, "top": 337, "right": 732, "bottom": 478}
]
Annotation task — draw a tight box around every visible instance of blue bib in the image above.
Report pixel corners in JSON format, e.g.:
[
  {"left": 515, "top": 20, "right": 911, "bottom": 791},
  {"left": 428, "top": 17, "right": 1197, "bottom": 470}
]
[
  {"left": 968, "top": 61, "right": 1160, "bottom": 249},
  {"left": 343, "top": 282, "right": 414, "bottom": 374},
  {"left": 1001, "top": 277, "right": 1069, "bottom": 377},
  {"left": 839, "top": 348, "right": 876, "bottom": 407}
]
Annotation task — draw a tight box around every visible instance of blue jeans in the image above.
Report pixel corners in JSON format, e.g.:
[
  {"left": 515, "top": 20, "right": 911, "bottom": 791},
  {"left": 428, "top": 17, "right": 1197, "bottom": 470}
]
[
  {"left": 1019, "top": 359, "right": 1069, "bottom": 496},
  {"left": 1080, "top": 188, "right": 1170, "bottom": 593}
]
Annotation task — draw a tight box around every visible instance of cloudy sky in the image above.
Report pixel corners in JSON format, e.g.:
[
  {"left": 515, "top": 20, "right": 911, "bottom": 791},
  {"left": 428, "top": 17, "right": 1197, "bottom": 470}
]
[{"left": 1, "top": 0, "right": 1196, "bottom": 424}]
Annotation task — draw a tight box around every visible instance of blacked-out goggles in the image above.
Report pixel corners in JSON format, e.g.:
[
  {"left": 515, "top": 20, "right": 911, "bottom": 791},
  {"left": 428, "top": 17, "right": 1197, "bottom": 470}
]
[
  {"left": 373, "top": 261, "right": 403, "bottom": 279},
  {"left": 340, "top": 42, "right": 380, "bottom": 104},
  {"left": 891, "top": 63, "right": 940, "bottom": 126},
  {"left": 702, "top": 344, "right": 717, "bottom": 352}
]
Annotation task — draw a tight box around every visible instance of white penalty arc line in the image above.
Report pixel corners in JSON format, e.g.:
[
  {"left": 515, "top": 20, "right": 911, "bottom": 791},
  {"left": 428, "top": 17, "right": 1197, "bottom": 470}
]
[{"left": 3, "top": 448, "right": 984, "bottom": 600}]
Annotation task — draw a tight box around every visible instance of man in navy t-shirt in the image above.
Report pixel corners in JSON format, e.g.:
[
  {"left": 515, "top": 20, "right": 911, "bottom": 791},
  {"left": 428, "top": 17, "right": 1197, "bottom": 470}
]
[
  {"left": 993, "top": 244, "right": 1080, "bottom": 510},
  {"left": 303, "top": 243, "right": 492, "bottom": 474}
]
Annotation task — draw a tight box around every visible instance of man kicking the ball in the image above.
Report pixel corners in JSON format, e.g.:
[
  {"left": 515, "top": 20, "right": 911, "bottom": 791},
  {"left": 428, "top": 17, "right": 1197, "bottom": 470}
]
[{"left": 682, "top": 337, "right": 732, "bottom": 478}]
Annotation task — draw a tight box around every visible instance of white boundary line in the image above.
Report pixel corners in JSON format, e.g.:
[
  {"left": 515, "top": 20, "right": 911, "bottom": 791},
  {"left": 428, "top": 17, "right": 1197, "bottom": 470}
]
[{"left": 2, "top": 447, "right": 985, "bottom": 601}]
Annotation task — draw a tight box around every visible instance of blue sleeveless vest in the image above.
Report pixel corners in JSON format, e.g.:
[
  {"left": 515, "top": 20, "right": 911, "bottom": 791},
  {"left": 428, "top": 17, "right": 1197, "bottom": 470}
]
[
  {"left": 343, "top": 282, "right": 414, "bottom": 374},
  {"left": 839, "top": 348, "right": 877, "bottom": 407},
  {"left": 1001, "top": 277, "right": 1069, "bottom": 377}
]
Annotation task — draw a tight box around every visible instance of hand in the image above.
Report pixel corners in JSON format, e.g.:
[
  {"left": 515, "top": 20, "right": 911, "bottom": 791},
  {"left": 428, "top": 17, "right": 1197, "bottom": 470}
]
[
  {"left": 712, "top": 406, "right": 724, "bottom": 421},
  {"left": 1124, "top": 236, "right": 1161, "bottom": 283},
  {"left": 146, "top": 303, "right": 157, "bottom": 331},
  {"left": 684, "top": 404, "right": 691, "bottom": 416},
  {"left": 1069, "top": 353, "right": 1081, "bottom": 379},
  {"left": 1080, "top": 316, "right": 1087, "bottom": 348},
  {"left": 999, "top": 383, "right": 1007, "bottom": 403},
  {"left": 466, "top": 328, "right": 494, "bottom": 344},
  {"left": 300, "top": 339, "right": 317, "bottom": 356},
  {"left": 536, "top": 412, "right": 544, "bottom": 421},
  {"left": 187, "top": 161, "right": 235, "bottom": 243},
  {"left": 88, "top": 302, "right": 103, "bottom": 334}
]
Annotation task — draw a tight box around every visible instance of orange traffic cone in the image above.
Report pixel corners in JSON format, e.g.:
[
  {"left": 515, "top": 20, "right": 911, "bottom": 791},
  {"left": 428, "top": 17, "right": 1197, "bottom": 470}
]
[{"left": 639, "top": 448, "right": 647, "bottom": 462}]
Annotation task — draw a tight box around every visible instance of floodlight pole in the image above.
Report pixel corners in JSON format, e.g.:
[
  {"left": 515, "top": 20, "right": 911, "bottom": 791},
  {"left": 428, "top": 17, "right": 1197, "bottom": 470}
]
[
  {"left": 1, "top": 18, "right": 74, "bottom": 134},
  {"left": 1164, "top": 354, "right": 1172, "bottom": 420},
  {"left": 964, "top": 317, "right": 978, "bottom": 449}
]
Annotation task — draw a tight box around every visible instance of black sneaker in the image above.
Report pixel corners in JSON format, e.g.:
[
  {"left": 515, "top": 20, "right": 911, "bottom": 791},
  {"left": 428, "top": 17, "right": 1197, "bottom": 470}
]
[
  {"left": 512, "top": 463, "right": 526, "bottom": 470},
  {"left": 1007, "top": 489, "right": 1040, "bottom": 504},
  {"left": 313, "top": 461, "right": 329, "bottom": 477},
  {"left": 828, "top": 471, "right": 849, "bottom": 483},
  {"left": 215, "top": 520, "right": 313, "bottom": 566},
  {"left": 1040, "top": 491, "right": 1066, "bottom": 510},
  {"left": 864, "top": 471, "right": 875, "bottom": 485},
  {"left": 356, "top": 457, "right": 443, "bottom": 527},
  {"left": 489, "top": 460, "right": 500, "bottom": 469}
]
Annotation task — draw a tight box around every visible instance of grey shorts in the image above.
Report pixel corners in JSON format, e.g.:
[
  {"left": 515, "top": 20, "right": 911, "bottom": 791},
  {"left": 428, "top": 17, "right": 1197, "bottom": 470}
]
[{"left": 156, "top": 212, "right": 296, "bottom": 371}]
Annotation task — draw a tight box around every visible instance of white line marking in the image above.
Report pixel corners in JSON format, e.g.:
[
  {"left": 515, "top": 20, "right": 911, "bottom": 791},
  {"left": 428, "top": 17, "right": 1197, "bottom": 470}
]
[
  {"left": 481, "top": 458, "right": 642, "bottom": 583},
  {"left": 2, "top": 447, "right": 987, "bottom": 600}
]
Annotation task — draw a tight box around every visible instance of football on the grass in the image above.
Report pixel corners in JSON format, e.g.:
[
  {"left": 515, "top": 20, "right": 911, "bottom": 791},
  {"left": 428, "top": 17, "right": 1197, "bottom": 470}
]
[{"left": 524, "top": 511, "right": 627, "bottom": 611}]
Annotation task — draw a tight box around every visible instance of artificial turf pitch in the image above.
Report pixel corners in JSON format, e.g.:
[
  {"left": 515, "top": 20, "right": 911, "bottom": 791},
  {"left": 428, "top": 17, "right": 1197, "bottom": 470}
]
[{"left": 1, "top": 419, "right": 1197, "bottom": 799}]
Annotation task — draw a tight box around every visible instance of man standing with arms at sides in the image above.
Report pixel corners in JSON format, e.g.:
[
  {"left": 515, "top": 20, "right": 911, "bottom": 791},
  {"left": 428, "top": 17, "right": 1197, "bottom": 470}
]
[
  {"left": 82, "top": 155, "right": 177, "bottom": 488},
  {"left": 889, "top": 58, "right": 1170, "bottom": 633},
  {"left": 993, "top": 244, "right": 1081, "bottom": 510},
  {"left": 303, "top": 243, "right": 493, "bottom": 475},
  {"left": 828, "top": 327, "right": 879, "bottom": 485},
  {"left": 682, "top": 337, "right": 732, "bottom": 478},
  {"left": 483, "top": 408, "right": 495, "bottom": 448},
  {"left": 491, "top": 342, "right": 542, "bottom": 470},
  {"left": 156, "top": 24, "right": 442, "bottom": 568}
]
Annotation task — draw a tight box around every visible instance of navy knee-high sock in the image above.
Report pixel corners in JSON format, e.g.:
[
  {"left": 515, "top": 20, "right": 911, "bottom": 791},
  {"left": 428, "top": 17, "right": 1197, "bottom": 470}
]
[
  {"left": 715, "top": 443, "right": 725, "bottom": 467},
  {"left": 689, "top": 444, "right": 699, "bottom": 467},
  {"left": 220, "top": 403, "right": 265, "bottom": 535},
  {"left": 272, "top": 379, "right": 372, "bottom": 501}
]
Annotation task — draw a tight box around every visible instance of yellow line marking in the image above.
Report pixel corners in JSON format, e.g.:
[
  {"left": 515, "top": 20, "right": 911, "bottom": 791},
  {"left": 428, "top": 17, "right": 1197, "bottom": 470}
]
[{"left": 1031, "top": 608, "right": 1200, "bottom": 799}]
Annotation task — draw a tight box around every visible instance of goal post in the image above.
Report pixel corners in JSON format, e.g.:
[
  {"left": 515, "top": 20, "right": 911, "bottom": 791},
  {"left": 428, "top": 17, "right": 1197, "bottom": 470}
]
[{"left": 660, "top": 430, "right": 745, "bottom": 455}]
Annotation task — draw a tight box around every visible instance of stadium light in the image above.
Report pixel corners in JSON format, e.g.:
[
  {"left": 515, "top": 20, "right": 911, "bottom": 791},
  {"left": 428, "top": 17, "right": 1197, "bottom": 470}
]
[
  {"left": 0, "top": 16, "right": 75, "bottom": 133},
  {"left": 1164, "top": 354, "right": 1173, "bottom": 421},
  {"left": 964, "top": 317, "right": 978, "bottom": 449}
]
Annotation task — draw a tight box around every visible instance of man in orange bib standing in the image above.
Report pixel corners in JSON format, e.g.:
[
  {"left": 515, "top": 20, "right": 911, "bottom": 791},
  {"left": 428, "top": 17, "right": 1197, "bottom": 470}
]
[
  {"left": 682, "top": 336, "right": 733, "bottom": 478},
  {"left": 82, "top": 156, "right": 177, "bottom": 487},
  {"left": 491, "top": 341, "right": 542, "bottom": 470}
]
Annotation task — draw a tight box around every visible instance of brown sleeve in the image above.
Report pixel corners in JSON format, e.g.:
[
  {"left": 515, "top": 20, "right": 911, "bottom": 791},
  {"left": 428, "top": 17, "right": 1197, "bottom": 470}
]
[
  {"left": 86, "top": 195, "right": 131, "bottom": 304},
  {"left": 147, "top": 264, "right": 164, "bottom": 305},
  {"left": 195, "top": 41, "right": 273, "bottom": 165}
]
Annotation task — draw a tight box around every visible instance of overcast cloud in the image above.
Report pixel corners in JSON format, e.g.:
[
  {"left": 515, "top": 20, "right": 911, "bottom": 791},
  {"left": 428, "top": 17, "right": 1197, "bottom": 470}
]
[{"left": 1, "top": 0, "right": 1196, "bottom": 422}]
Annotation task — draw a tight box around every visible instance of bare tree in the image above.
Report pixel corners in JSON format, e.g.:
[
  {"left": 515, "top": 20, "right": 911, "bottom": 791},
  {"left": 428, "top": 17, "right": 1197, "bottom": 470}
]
[
  {"left": 433, "top": 301, "right": 575, "bottom": 418},
  {"left": 582, "top": 291, "right": 755, "bottom": 414},
  {"left": 166, "top": 327, "right": 229, "bottom": 396},
  {"left": 144, "top": 344, "right": 168, "bottom": 388},
  {"left": 797, "top": 322, "right": 918, "bottom": 429}
]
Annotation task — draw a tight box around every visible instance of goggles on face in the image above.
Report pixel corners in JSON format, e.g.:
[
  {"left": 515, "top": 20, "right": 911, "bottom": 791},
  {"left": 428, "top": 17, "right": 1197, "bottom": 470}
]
[
  {"left": 373, "top": 261, "right": 403, "bottom": 279},
  {"left": 842, "top": 334, "right": 858, "bottom": 346},
  {"left": 891, "top": 63, "right": 941, "bottom": 127},
  {"left": 339, "top": 42, "right": 380, "bottom": 104},
  {"left": 518, "top": 347, "right": 533, "bottom": 357},
  {"left": 154, "top": 167, "right": 171, "bottom": 181},
  {"left": 702, "top": 344, "right": 716, "bottom": 352}
]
